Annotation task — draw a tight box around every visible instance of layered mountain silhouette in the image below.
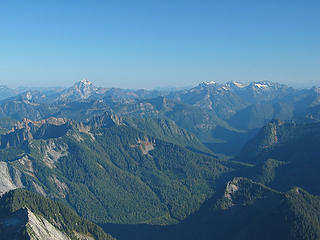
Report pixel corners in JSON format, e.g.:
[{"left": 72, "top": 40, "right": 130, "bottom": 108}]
[
  {"left": 0, "top": 80, "right": 320, "bottom": 240},
  {"left": 1, "top": 80, "right": 319, "bottom": 155}
]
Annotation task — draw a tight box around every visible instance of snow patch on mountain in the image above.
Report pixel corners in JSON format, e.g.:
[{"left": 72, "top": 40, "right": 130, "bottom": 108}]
[
  {"left": 255, "top": 83, "right": 269, "bottom": 89},
  {"left": 26, "top": 91, "right": 33, "bottom": 100},
  {"left": 79, "top": 79, "right": 93, "bottom": 85},
  {"left": 233, "top": 82, "right": 245, "bottom": 88},
  {"left": 201, "top": 81, "right": 216, "bottom": 85}
]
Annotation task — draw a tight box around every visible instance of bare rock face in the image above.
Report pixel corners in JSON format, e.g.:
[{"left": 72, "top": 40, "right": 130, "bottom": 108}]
[
  {"left": 0, "top": 161, "right": 48, "bottom": 198},
  {"left": 1, "top": 117, "right": 71, "bottom": 149},
  {"left": 1, "top": 208, "right": 70, "bottom": 240},
  {"left": 11, "top": 117, "right": 67, "bottom": 133},
  {"left": 0, "top": 162, "right": 23, "bottom": 196},
  {"left": 26, "top": 208, "right": 70, "bottom": 240},
  {"left": 1, "top": 207, "right": 102, "bottom": 240},
  {"left": 42, "top": 139, "right": 69, "bottom": 169},
  {"left": 130, "top": 136, "right": 155, "bottom": 155},
  {"left": 89, "top": 112, "right": 123, "bottom": 129},
  {"left": 224, "top": 177, "right": 240, "bottom": 201}
]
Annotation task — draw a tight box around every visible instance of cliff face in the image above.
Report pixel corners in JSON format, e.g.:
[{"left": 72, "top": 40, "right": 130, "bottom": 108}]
[
  {"left": 237, "top": 120, "right": 320, "bottom": 164},
  {"left": 164, "top": 177, "right": 320, "bottom": 240},
  {"left": 0, "top": 207, "right": 70, "bottom": 240},
  {"left": 236, "top": 120, "right": 295, "bottom": 163},
  {"left": 0, "top": 117, "right": 70, "bottom": 148},
  {"left": 0, "top": 189, "right": 115, "bottom": 240},
  {"left": 0, "top": 118, "right": 72, "bottom": 199},
  {"left": 0, "top": 162, "right": 24, "bottom": 196}
]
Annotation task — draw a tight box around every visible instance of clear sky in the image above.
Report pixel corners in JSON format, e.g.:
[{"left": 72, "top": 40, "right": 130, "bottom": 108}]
[{"left": 0, "top": 0, "right": 319, "bottom": 89}]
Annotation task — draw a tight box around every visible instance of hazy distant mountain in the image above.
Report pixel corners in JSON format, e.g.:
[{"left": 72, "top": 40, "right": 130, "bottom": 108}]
[
  {"left": 56, "top": 79, "right": 108, "bottom": 102},
  {"left": 168, "top": 81, "right": 247, "bottom": 119},
  {"left": 236, "top": 81, "right": 296, "bottom": 103},
  {"left": 167, "top": 80, "right": 296, "bottom": 119},
  {"left": 228, "top": 101, "right": 294, "bottom": 129},
  {"left": 299, "top": 104, "right": 320, "bottom": 123},
  {"left": 0, "top": 91, "right": 59, "bottom": 120},
  {"left": 3, "top": 90, "right": 49, "bottom": 103},
  {"left": 0, "top": 80, "right": 319, "bottom": 156},
  {"left": 0, "top": 85, "right": 63, "bottom": 102},
  {"left": 0, "top": 85, "right": 18, "bottom": 101},
  {"left": 54, "top": 80, "right": 165, "bottom": 104}
]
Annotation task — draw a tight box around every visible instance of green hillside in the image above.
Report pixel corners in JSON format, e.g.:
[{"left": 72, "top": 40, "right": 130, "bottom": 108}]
[
  {"left": 104, "top": 178, "right": 320, "bottom": 240},
  {"left": 0, "top": 188, "right": 114, "bottom": 240},
  {"left": 175, "top": 178, "right": 320, "bottom": 240},
  {"left": 0, "top": 116, "right": 243, "bottom": 225},
  {"left": 237, "top": 120, "right": 320, "bottom": 194}
]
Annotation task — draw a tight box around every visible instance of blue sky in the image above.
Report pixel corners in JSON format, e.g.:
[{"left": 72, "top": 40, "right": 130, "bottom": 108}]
[{"left": 0, "top": 0, "right": 319, "bottom": 89}]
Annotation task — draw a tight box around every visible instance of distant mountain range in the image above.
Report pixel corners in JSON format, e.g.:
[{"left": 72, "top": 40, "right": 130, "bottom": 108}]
[
  {"left": 0, "top": 79, "right": 320, "bottom": 239},
  {"left": 0, "top": 80, "right": 319, "bottom": 155}
]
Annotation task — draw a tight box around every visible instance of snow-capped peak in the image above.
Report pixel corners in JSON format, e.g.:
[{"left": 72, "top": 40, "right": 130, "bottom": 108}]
[
  {"left": 79, "top": 79, "right": 92, "bottom": 85},
  {"left": 200, "top": 81, "right": 217, "bottom": 86},
  {"left": 225, "top": 81, "right": 247, "bottom": 90},
  {"left": 26, "top": 91, "right": 32, "bottom": 100},
  {"left": 255, "top": 83, "right": 269, "bottom": 89},
  {"left": 232, "top": 82, "right": 245, "bottom": 88}
]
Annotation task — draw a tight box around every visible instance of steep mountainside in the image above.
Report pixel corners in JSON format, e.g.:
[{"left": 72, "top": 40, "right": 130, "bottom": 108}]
[
  {"left": 104, "top": 178, "right": 320, "bottom": 240},
  {"left": 1, "top": 81, "right": 320, "bottom": 239},
  {"left": 0, "top": 189, "right": 114, "bottom": 240},
  {"left": 110, "top": 96, "right": 242, "bottom": 154},
  {"left": 0, "top": 117, "right": 17, "bottom": 134},
  {"left": 173, "top": 178, "right": 320, "bottom": 240},
  {"left": 0, "top": 85, "right": 18, "bottom": 101},
  {"left": 123, "top": 117, "right": 212, "bottom": 154},
  {"left": 237, "top": 120, "right": 320, "bottom": 195},
  {"left": 228, "top": 102, "right": 295, "bottom": 130},
  {"left": 0, "top": 115, "right": 244, "bottom": 225},
  {"left": 238, "top": 120, "right": 320, "bottom": 163}
]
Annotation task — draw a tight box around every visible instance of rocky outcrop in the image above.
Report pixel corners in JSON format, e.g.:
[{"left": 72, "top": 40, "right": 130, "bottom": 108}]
[
  {"left": 42, "top": 139, "right": 69, "bottom": 168},
  {"left": 26, "top": 208, "right": 70, "bottom": 240},
  {"left": 0, "top": 117, "right": 71, "bottom": 148},
  {"left": 0, "top": 189, "right": 115, "bottom": 240},
  {"left": 0, "top": 162, "right": 24, "bottom": 196},
  {"left": 10, "top": 117, "right": 67, "bottom": 132},
  {"left": 1, "top": 207, "right": 70, "bottom": 240},
  {"left": 88, "top": 112, "right": 123, "bottom": 129},
  {"left": 130, "top": 136, "right": 155, "bottom": 155}
]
